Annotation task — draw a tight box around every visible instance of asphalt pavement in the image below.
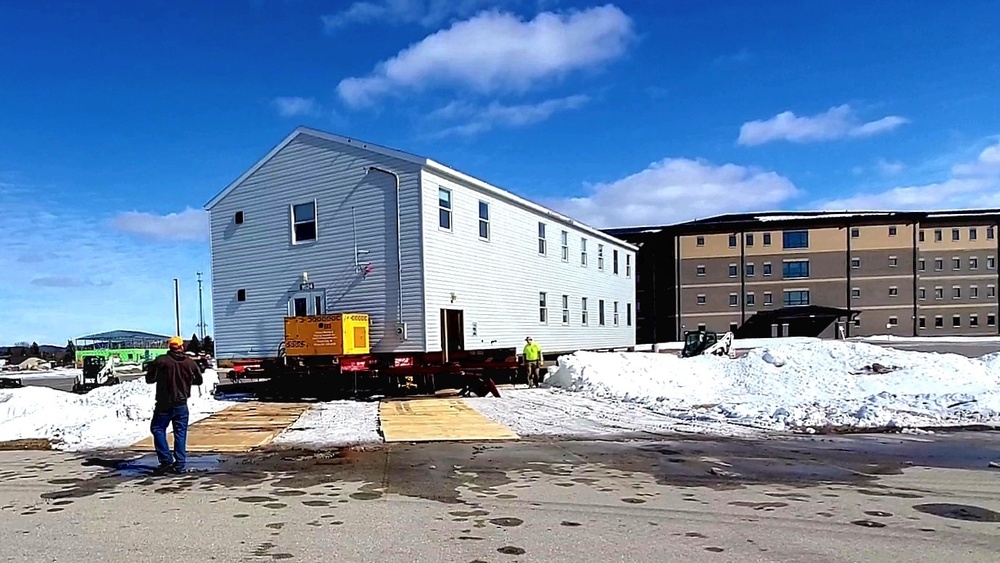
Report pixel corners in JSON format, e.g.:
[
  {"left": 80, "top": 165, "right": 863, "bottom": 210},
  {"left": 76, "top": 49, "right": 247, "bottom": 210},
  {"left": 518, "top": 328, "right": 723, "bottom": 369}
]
[
  {"left": 16, "top": 373, "right": 146, "bottom": 393},
  {"left": 1, "top": 433, "right": 999, "bottom": 562}
]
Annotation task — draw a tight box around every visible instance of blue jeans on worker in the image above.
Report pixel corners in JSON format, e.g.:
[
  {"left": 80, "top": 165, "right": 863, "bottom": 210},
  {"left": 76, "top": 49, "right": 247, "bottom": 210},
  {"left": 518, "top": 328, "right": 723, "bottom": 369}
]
[{"left": 150, "top": 404, "right": 189, "bottom": 470}]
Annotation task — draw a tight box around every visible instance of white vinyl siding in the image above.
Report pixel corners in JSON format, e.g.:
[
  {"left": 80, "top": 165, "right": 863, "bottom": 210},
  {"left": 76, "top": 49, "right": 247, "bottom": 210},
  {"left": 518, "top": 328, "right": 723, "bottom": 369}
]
[{"left": 208, "top": 134, "right": 426, "bottom": 358}]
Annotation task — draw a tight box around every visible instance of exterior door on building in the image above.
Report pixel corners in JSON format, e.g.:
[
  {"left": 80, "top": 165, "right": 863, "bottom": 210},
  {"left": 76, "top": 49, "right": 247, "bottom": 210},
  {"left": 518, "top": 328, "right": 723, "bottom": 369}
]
[
  {"left": 288, "top": 290, "right": 325, "bottom": 317},
  {"left": 440, "top": 309, "right": 465, "bottom": 358}
]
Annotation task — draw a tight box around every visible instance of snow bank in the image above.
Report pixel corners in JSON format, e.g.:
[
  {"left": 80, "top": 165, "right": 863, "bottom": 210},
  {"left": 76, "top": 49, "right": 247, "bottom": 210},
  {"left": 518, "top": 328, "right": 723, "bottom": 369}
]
[
  {"left": 271, "top": 401, "right": 381, "bottom": 448},
  {"left": 0, "top": 369, "right": 228, "bottom": 450},
  {"left": 545, "top": 341, "right": 1000, "bottom": 432}
]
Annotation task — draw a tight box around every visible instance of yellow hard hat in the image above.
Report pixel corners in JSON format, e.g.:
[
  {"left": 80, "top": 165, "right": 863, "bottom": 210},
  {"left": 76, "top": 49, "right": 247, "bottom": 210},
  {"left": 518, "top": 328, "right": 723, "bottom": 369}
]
[{"left": 168, "top": 336, "right": 184, "bottom": 349}]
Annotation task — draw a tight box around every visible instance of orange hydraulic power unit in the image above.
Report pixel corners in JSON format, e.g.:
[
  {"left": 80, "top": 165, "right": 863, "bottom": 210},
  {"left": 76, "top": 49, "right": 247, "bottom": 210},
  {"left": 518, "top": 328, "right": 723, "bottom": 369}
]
[{"left": 283, "top": 313, "right": 371, "bottom": 357}]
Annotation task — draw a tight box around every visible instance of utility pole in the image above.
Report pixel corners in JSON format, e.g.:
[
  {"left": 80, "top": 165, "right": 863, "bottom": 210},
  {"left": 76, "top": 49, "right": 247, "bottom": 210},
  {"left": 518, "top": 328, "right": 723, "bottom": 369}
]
[
  {"left": 196, "top": 272, "right": 206, "bottom": 340},
  {"left": 173, "top": 278, "right": 181, "bottom": 336}
]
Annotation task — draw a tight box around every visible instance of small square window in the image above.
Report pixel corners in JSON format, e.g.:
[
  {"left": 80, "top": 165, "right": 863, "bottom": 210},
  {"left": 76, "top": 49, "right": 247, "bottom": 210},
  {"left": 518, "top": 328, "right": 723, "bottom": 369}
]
[
  {"left": 989, "top": 285, "right": 996, "bottom": 298},
  {"left": 953, "top": 315, "right": 961, "bottom": 328},
  {"left": 696, "top": 236, "right": 705, "bottom": 246},
  {"left": 237, "top": 289, "right": 246, "bottom": 302},
  {"left": 918, "top": 259, "right": 925, "bottom": 271},
  {"left": 970, "top": 228, "right": 978, "bottom": 240},
  {"left": 746, "top": 293, "right": 755, "bottom": 306},
  {"left": 951, "top": 285, "right": 959, "bottom": 299},
  {"left": 729, "top": 322, "right": 739, "bottom": 333},
  {"left": 971, "top": 315, "right": 980, "bottom": 327},
  {"left": 952, "top": 228, "right": 960, "bottom": 241},
  {"left": 729, "top": 294, "right": 738, "bottom": 306},
  {"left": 934, "top": 258, "right": 943, "bottom": 270},
  {"left": 852, "top": 288, "right": 861, "bottom": 299},
  {"left": 729, "top": 265, "right": 738, "bottom": 277},
  {"left": 919, "top": 287, "right": 926, "bottom": 300},
  {"left": 851, "top": 257, "right": 861, "bottom": 269},
  {"left": 697, "top": 323, "right": 706, "bottom": 332},
  {"left": 988, "top": 257, "right": 996, "bottom": 269},
  {"left": 729, "top": 235, "right": 737, "bottom": 247},
  {"left": 746, "top": 233, "right": 754, "bottom": 246},
  {"left": 763, "top": 292, "right": 772, "bottom": 305},
  {"left": 763, "top": 263, "right": 772, "bottom": 276},
  {"left": 851, "top": 227, "right": 860, "bottom": 238},
  {"left": 763, "top": 233, "right": 772, "bottom": 246},
  {"left": 971, "top": 286, "right": 979, "bottom": 298},
  {"left": 697, "top": 294, "right": 706, "bottom": 305},
  {"left": 989, "top": 227, "right": 996, "bottom": 240},
  {"left": 989, "top": 314, "right": 996, "bottom": 326},
  {"left": 935, "top": 287, "right": 944, "bottom": 299},
  {"left": 919, "top": 317, "right": 926, "bottom": 329},
  {"left": 971, "top": 257, "right": 979, "bottom": 269},
  {"left": 935, "top": 229, "right": 942, "bottom": 241},
  {"left": 953, "top": 257, "right": 961, "bottom": 270},
  {"left": 696, "top": 265, "right": 706, "bottom": 276},
  {"left": 888, "top": 316, "right": 898, "bottom": 326},
  {"left": 745, "top": 263, "right": 755, "bottom": 277},
  {"left": 889, "top": 256, "right": 898, "bottom": 267},
  {"left": 919, "top": 230, "right": 925, "bottom": 242},
  {"left": 935, "top": 316, "right": 944, "bottom": 328},
  {"left": 889, "top": 226, "right": 897, "bottom": 236},
  {"left": 889, "top": 286, "right": 898, "bottom": 297},
  {"left": 235, "top": 211, "right": 244, "bottom": 224}
]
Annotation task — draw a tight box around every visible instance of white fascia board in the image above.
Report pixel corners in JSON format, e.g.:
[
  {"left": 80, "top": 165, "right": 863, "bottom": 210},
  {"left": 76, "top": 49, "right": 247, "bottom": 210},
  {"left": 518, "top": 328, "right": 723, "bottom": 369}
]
[{"left": 424, "top": 159, "right": 639, "bottom": 252}]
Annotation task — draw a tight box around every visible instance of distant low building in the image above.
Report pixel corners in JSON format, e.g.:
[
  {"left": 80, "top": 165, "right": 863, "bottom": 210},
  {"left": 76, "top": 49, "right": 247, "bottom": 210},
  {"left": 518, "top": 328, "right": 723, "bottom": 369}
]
[{"left": 74, "top": 330, "right": 172, "bottom": 365}]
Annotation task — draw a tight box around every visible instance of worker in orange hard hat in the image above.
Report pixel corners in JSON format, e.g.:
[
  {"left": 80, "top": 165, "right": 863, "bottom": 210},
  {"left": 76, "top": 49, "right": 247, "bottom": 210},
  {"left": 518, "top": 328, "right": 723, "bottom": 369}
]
[{"left": 145, "top": 335, "right": 203, "bottom": 475}]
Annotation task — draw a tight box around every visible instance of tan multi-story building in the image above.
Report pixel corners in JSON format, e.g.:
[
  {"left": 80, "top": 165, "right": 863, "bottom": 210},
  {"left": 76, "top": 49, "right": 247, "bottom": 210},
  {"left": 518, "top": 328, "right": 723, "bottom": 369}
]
[{"left": 606, "top": 210, "right": 1000, "bottom": 343}]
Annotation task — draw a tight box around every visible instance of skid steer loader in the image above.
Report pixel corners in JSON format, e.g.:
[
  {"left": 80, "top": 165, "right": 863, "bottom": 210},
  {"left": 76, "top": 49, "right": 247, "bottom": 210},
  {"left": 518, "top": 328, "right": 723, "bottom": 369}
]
[
  {"left": 680, "top": 330, "right": 735, "bottom": 358},
  {"left": 72, "top": 356, "right": 121, "bottom": 393}
]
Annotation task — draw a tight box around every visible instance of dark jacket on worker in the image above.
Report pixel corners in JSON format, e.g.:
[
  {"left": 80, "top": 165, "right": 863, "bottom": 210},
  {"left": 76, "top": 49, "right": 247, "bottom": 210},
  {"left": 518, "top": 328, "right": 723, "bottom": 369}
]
[{"left": 145, "top": 350, "right": 204, "bottom": 411}]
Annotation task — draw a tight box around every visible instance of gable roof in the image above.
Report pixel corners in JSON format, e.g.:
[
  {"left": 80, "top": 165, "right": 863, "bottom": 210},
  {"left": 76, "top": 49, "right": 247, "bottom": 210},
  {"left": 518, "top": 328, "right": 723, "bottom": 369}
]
[
  {"left": 76, "top": 330, "right": 173, "bottom": 343},
  {"left": 203, "top": 127, "right": 637, "bottom": 251}
]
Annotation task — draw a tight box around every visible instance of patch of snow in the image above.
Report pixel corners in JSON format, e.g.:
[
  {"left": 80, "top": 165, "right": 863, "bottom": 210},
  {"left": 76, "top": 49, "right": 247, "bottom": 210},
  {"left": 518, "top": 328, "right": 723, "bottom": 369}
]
[
  {"left": 14, "top": 368, "right": 82, "bottom": 381},
  {"left": 272, "top": 401, "right": 381, "bottom": 448},
  {"left": 855, "top": 334, "right": 1000, "bottom": 344},
  {"left": 542, "top": 341, "right": 1000, "bottom": 433},
  {"left": 466, "top": 388, "right": 761, "bottom": 438},
  {"left": 634, "top": 336, "right": 818, "bottom": 352},
  {"left": 0, "top": 369, "right": 229, "bottom": 450}
]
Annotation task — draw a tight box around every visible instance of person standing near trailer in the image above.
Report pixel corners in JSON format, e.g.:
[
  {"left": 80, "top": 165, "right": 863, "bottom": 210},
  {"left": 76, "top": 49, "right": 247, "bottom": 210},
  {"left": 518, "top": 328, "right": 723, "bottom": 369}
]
[
  {"left": 145, "top": 336, "right": 203, "bottom": 475},
  {"left": 523, "top": 336, "right": 543, "bottom": 387}
]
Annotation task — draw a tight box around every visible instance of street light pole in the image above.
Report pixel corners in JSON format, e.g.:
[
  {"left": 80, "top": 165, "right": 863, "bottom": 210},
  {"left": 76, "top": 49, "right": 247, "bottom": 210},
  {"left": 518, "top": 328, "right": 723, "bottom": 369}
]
[
  {"left": 197, "top": 272, "right": 205, "bottom": 340},
  {"left": 173, "top": 278, "right": 181, "bottom": 336}
]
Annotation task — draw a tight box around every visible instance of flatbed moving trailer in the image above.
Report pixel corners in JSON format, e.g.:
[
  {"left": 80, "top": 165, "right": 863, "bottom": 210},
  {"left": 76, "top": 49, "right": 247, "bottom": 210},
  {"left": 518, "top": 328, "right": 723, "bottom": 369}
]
[{"left": 257, "top": 312, "right": 519, "bottom": 399}]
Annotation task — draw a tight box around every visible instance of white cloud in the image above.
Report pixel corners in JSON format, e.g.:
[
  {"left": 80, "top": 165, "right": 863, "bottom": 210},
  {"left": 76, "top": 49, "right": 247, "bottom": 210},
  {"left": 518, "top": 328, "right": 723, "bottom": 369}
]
[
  {"left": 817, "top": 140, "right": 1000, "bottom": 210},
  {"left": 429, "top": 94, "right": 588, "bottom": 136},
  {"left": 336, "top": 5, "right": 634, "bottom": 107},
  {"left": 738, "top": 104, "right": 909, "bottom": 146},
  {"left": 545, "top": 158, "right": 800, "bottom": 228},
  {"left": 112, "top": 208, "right": 209, "bottom": 242},
  {"left": 322, "top": 0, "right": 506, "bottom": 31},
  {"left": 272, "top": 96, "right": 321, "bottom": 117},
  {"left": 31, "top": 276, "right": 111, "bottom": 288},
  {"left": 877, "top": 158, "right": 905, "bottom": 176}
]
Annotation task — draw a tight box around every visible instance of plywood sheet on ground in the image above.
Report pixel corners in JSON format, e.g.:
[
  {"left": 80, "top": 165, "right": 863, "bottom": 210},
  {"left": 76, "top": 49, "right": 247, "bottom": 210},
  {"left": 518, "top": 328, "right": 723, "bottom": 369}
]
[
  {"left": 131, "top": 402, "right": 310, "bottom": 452},
  {"left": 379, "top": 398, "right": 519, "bottom": 442}
]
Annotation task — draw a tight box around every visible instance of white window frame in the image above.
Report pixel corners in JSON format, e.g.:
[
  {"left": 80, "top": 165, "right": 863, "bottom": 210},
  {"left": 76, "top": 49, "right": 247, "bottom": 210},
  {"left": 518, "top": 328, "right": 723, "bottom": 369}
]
[
  {"left": 729, "top": 293, "right": 739, "bottom": 307},
  {"left": 478, "top": 200, "right": 490, "bottom": 240},
  {"left": 919, "top": 287, "right": 926, "bottom": 300},
  {"left": 538, "top": 222, "right": 547, "bottom": 255},
  {"left": 764, "top": 292, "right": 772, "bottom": 305},
  {"left": 561, "top": 230, "right": 569, "bottom": 261},
  {"left": 539, "top": 292, "right": 548, "bottom": 323},
  {"left": 953, "top": 256, "right": 961, "bottom": 270},
  {"left": 291, "top": 200, "right": 318, "bottom": 244},
  {"left": 889, "top": 255, "right": 898, "bottom": 268},
  {"left": 988, "top": 284, "right": 996, "bottom": 298},
  {"left": 581, "top": 297, "right": 589, "bottom": 325},
  {"left": 971, "top": 285, "right": 979, "bottom": 299},
  {"left": 888, "top": 316, "right": 898, "bottom": 326},
  {"left": 598, "top": 299, "right": 605, "bottom": 326},
  {"left": 728, "top": 263, "right": 738, "bottom": 278},
  {"left": 613, "top": 301, "right": 619, "bottom": 326},
  {"left": 581, "top": 238, "right": 588, "bottom": 266},
  {"left": 746, "top": 292, "right": 755, "bottom": 306},
  {"left": 561, "top": 294, "right": 570, "bottom": 325},
  {"left": 953, "top": 285, "right": 961, "bottom": 299},
  {"left": 613, "top": 249, "right": 619, "bottom": 275},
  {"left": 626, "top": 303, "right": 632, "bottom": 327},
  {"left": 971, "top": 314, "right": 980, "bottom": 327},
  {"left": 935, "top": 286, "right": 944, "bottom": 300},
  {"left": 971, "top": 256, "right": 979, "bottom": 270},
  {"left": 598, "top": 244, "right": 605, "bottom": 270},
  {"left": 697, "top": 294, "right": 706, "bottom": 305},
  {"left": 889, "top": 286, "right": 898, "bottom": 297},
  {"left": 745, "top": 262, "right": 755, "bottom": 277},
  {"left": 763, "top": 262, "right": 772, "bottom": 276},
  {"left": 696, "top": 265, "right": 706, "bottom": 277},
  {"left": 852, "top": 287, "right": 861, "bottom": 299},
  {"left": 626, "top": 254, "right": 632, "bottom": 277},
  {"left": 438, "top": 188, "right": 452, "bottom": 231}
]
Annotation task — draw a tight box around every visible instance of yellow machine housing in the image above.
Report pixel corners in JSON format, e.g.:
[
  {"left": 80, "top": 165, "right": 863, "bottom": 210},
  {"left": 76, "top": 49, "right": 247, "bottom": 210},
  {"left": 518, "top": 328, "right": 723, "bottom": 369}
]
[{"left": 284, "top": 313, "right": 370, "bottom": 356}]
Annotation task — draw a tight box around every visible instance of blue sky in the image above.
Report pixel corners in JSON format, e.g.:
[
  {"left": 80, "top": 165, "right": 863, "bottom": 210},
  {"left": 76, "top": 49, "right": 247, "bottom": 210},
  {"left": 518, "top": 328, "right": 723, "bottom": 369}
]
[{"left": 2, "top": 0, "right": 999, "bottom": 344}]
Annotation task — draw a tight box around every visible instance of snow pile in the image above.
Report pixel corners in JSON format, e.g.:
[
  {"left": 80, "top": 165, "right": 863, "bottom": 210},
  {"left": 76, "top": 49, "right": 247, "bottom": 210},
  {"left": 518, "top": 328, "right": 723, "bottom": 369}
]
[
  {"left": 545, "top": 340, "right": 1000, "bottom": 432},
  {"left": 272, "top": 401, "right": 381, "bottom": 448},
  {"left": 0, "top": 369, "right": 228, "bottom": 450}
]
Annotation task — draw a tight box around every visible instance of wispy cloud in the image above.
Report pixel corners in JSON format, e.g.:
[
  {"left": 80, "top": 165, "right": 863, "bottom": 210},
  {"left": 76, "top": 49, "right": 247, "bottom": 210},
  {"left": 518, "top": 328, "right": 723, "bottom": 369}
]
[
  {"left": 272, "top": 96, "right": 322, "bottom": 117},
  {"left": 322, "top": 0, "right": 507, "bottom": 31},
  {"left": 544, "top": 157, "right": 800, "bottom": 228},
  {"left": 738, "top": 104, "right": 909, "bottom": 146},
  {"left": 112, "top": 207, "right": 209, "bottom": 242},
  {"left": 876, "top": 158, "right": 906, "bottom": 176},
  {"left": 816, "top": 139, "right": 1000, "bottom": 210},
  {"left": 335, "top": 5, "right": 634, "bottom": 107},
  {"left": 428, "top": 94, "right": 588, "bottom": 136},
  {"left": 31, "top": 276, "right": 112, "bottom": 288}
]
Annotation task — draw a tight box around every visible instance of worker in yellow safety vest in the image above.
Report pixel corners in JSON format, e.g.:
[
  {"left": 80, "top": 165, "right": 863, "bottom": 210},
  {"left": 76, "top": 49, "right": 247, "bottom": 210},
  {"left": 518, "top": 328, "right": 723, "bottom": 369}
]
[{"left": 523, "top": 336, "right": 543, "bottom": 387}]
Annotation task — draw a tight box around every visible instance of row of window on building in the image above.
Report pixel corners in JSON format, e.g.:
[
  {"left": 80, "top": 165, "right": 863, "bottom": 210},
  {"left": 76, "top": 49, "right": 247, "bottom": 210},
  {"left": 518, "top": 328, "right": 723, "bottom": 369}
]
[
  {"left": 697, "top": 255, "right": 999, "bottom": 281},
  {"left": 697, "top": 289, "right": 811, "bottom": 308},
  {"left": 698, "top": 312, "right": 998, "bottom": 336},
  {"left": 696, "top": 225, "right": 998, "bottom": 252},
  {"left": 438, "top": 188, "right": 632, "bottom": 276},
  {"left": 539, "top": 292, "right": 632, "bottom": 327}
]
